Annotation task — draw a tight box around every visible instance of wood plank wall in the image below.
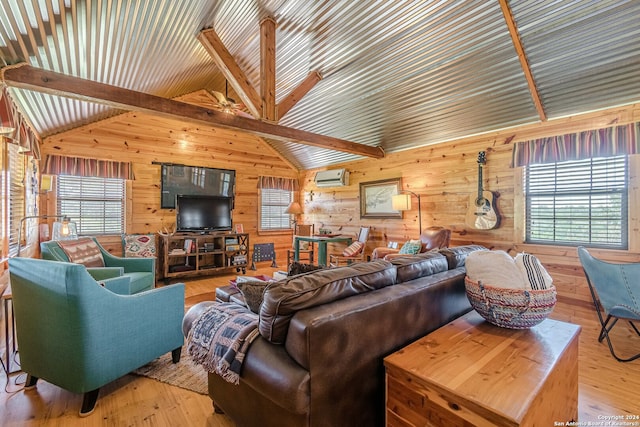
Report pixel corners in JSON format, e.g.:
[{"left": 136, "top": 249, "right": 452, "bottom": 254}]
[
  {"left": 299, "top": 103, "right": 640, "bottom": 307},
  {"left": 36, "top": 91, "right": 298, "bottom": 272},
  {"left": 33, "top": 92, "right": 640, "bottom": 308}
]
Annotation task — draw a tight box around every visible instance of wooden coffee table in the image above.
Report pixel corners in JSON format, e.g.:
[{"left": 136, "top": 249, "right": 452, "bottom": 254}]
[{"left": 384, "top": 311, "right": 581, "bottom": 426}]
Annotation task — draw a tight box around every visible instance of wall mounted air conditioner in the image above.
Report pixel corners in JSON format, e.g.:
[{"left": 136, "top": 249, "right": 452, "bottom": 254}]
[{"left": 314, "top": 169, "right": 349, "bottom": 187}]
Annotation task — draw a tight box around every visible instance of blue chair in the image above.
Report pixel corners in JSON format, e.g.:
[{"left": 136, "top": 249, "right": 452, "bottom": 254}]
[
  {"left": 8, "top": 258, "right": 185, "bottom": 416},
  {"left": 41, "top": 237, "right": 155, "bottom": 294},
  {"left": 577, "top": 247, "right": 640, "bottom": 362}
]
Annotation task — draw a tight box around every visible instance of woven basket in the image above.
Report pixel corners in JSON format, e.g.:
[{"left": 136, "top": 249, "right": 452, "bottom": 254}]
[{"left": 464, "top": 277, "right": 557, "bottom": 329}]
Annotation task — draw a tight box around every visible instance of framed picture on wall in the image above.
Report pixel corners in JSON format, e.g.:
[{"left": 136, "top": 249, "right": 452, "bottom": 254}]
[
  {"left": 359, "top": 178, "right": 403, "bottom": 219},
  {"left": 235, "top": 224, "right": 244, "bottom": 233}
]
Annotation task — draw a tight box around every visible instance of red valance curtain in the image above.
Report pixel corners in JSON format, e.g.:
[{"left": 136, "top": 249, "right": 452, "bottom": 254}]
[
  {"left": 258, "top": 176, "right": 299, "bottom": 191},
  {"left": 1, "top": 87, "right": 41, "bottom": 159},
  {"left": 43, "top": 154, "right": 135, "bottom": 180},
  {"left": 512, "top": 121, "right": 640, "bottom": 167}
]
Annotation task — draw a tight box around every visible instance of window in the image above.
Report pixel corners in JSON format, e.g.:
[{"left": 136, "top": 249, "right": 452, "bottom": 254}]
[
  {"left": 525, "top": 156, "right": 628, "bottom": 248},
  {"left": 0, "top": 142, "right": 25, "bottom": 258},
  {"left": 259, "top": 188, "right": 292, "bottom": 231},
  {"left": 57, "top": 175, "right": 125, "bottom": 235}
]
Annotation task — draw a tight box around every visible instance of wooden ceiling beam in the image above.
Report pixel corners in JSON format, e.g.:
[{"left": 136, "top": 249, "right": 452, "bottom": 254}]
[
  {"left": 1, "top": 64, "right": 384, "bottom": 159},
  {"left": 197, "top": 28, "right": 262, "bottom": 118},
  {"left": 278, "top": 71, "right": 322, "bottom": 120},
  {"left": 260, "top": 17, "right": 277, "bottom": 122},
  {"left": 499, "top": 0, "right": 547, "bottom": 122}
]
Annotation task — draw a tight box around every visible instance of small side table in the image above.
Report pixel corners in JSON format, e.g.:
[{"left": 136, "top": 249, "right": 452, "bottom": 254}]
[
  {"left": 385, "top": 311, "right": 581, "bottom": 426},
  {"left": 2, "top": 284, "right": 19, "bottom": 374}
]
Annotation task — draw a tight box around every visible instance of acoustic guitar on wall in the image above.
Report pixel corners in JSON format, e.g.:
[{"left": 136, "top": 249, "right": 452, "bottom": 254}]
[{"left": 466, "top": 151, "right": 500, "bottom": 230}]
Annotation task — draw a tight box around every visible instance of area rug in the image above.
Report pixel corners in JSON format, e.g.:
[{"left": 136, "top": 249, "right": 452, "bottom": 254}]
[{"left": 133, "top": 347, "right": 208, "bottom": 395}]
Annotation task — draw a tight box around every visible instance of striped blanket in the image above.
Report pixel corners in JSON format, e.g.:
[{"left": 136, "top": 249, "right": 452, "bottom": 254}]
[{"left": 186, "top": 302, "right": 260, "bottom": 385}]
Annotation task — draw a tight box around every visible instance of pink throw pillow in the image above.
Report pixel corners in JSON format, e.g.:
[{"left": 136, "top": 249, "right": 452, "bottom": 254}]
[{"left": 342, "top": 241, "right": 364, "bottom": 257}]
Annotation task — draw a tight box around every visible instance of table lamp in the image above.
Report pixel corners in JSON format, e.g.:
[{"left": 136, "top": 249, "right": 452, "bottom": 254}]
[
  {"left": 285, "top": 201, "right": 304, "bottom": 228},
  {"left": 16, "top": 215, "right": 76, "bottom": 256}
]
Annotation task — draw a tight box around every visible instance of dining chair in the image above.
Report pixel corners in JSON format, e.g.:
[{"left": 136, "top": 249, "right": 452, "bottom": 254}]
[
  {"left": 329, "top": 226, "right": 370, "bottom": 267},
  {"left": 287, "top": 224, "right": 315, "bottom": 267}
]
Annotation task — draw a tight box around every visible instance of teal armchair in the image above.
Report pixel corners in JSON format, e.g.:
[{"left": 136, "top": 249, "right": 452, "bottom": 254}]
[
  {"left": 8, "top": 258, "right": 185, "bottom": 416},
  {"left": 41, "top": 238, "right": 155, "bottom": 294}
]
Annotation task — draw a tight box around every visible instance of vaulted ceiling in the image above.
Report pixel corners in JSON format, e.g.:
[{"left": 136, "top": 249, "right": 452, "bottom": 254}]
[{"left": 1, "top": 0, "right": 639, "bottom": 170}]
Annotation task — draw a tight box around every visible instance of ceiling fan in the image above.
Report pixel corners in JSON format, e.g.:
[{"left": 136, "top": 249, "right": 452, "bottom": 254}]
[{"left": 209, "top": 82, "right": 253, "bottom": 118}]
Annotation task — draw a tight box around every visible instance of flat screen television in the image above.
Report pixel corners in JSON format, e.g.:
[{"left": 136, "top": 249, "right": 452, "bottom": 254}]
[
  {"left": 176, "top": 195, "right": 233, "bottom": 232},
  {"left": 161, "top": 164, "right": 235, "bottom": 209}
]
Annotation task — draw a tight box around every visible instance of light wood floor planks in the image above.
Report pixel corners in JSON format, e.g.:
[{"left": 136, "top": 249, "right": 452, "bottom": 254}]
[{"left": 1, "top": 267, "right": 639, "bottom": 426}]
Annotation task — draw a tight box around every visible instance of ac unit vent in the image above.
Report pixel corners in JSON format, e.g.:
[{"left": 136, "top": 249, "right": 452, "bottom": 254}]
[{"left": 314, "top": 169, "right": 349, "bottom": 187}]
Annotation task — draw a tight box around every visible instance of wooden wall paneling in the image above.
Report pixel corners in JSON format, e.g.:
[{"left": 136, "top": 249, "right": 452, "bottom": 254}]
[
  {"left": 38, "top": 92, "right": 299, "bottom": 271},
  {"left": 34, "top": 95, "right": 640, "bottom": 298},
  {"left": 300, "top": 103, "right": 640, "bottom": 305}
]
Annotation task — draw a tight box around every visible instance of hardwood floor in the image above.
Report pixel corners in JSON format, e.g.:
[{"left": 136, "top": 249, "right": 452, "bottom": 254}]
[
  {"left": 1, "top": 266, "right": 639, "bottom": 426},
  {"left": 551, "top": 298, "right": 640, "bottom": 420}
]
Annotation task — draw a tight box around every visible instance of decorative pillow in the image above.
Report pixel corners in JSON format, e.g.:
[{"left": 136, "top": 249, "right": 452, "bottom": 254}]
[
  {"left": 514, "top": 253, "right": 553, "bottom": 290},
  {"left": 465, "top": 250, "right": 527, "bottom": 289},
  {"left": 57, "top": 238, "right": 105, "bottom": 267},
  {"left": 236, "top": 281, "right": 271, "bottom": 314},
  {"left": 398, "top": 240, "right": 422, "bottom": 255},
  {"left": 123, "top": 234, "right": 156, "bottom": 258},
  {"left": 342, "top": 241, "right": 364, "bottom": 257}
]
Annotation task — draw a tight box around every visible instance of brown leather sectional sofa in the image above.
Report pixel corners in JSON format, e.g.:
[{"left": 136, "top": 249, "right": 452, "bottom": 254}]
[{"left": 183, "top": 245, "right": 485, "bottom": 427}]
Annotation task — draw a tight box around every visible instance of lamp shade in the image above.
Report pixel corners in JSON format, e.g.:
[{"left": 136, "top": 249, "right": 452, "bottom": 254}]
[
  {"left": 392, "top": 194, "right": 411, "bottom": 211},
  {"left": 285, "top": 201, "right": 303, "bottom": 215},
  {"left": 40, "top": 175, "right": 52, "bottom": 192}
]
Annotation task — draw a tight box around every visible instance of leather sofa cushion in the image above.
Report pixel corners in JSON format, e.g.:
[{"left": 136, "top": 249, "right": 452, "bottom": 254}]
[
  {"left": 439, "top": 245, "right": 487, "bottom": 269},
  {"left": 285, "top": 268, "right": 468, "bottom": 371},
  {"left": 390, "top": 251, "right": 448, "bottom": 283},
  {"left": 259, "top": 260, "right": 396, "bottom": 344},
  {"left": 215, "top": 284, "right": 241, "bottom": 302}
]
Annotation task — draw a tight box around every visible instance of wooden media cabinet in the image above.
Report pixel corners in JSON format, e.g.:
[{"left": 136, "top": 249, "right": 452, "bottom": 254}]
[{"left": 160, "top": 232, "right": 249, "bottom": 283}]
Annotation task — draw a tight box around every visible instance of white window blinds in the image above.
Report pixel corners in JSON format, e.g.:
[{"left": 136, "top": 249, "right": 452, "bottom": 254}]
[
  {"left": 6, "top": 143, "right": 25, "bottom": 256},
  {"left": 260, "top": 188, "right": 292, "bottom": 231},
  {"left": 525, "top": 156, "right": 628, "bottom": 248},
  {"left": 57, "top": 175, "right": 125, "bottom": 235}
]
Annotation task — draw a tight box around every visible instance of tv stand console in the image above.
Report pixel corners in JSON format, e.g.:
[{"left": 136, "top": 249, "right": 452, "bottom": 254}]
[{"left": 160, "top": 232, "right": 249, "bottom": 284}]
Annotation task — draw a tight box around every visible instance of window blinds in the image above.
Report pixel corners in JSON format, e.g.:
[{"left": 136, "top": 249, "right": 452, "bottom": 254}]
[
  {"left": 525, "top": 156, "right": 627, "bottom": 248},
  {"left": 57, "top": 175, "right": 125, "bottom": 235}
]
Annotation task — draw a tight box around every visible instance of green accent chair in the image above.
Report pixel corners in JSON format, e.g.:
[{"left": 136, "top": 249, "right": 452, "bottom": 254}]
[
  {"left": 8, "top": 258, "right": 185, "bottom": 416},
  {"left": 41, "top": 238, "right": 155, "bottom": 294}
]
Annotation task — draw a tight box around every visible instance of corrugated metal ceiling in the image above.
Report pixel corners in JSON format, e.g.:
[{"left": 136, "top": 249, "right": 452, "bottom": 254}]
[{"left": 1, "top": 0, "right": 639, "bottom": 170}]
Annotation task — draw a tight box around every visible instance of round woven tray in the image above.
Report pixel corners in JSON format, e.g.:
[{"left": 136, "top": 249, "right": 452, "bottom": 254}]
[{"left": 464, "top": 277, "right": 557, "bottom": 329}]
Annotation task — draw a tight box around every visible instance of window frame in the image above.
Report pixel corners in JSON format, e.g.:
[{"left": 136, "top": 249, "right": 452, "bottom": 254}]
[
  {"left": 258, "top": 187, "right": 294, "bottom": 232},
  {"left": 56, "top": 175, "right": 126, "bottom": 236},
  {"left": 522, "top": 155, "right": 629, "bottom": 250}
]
